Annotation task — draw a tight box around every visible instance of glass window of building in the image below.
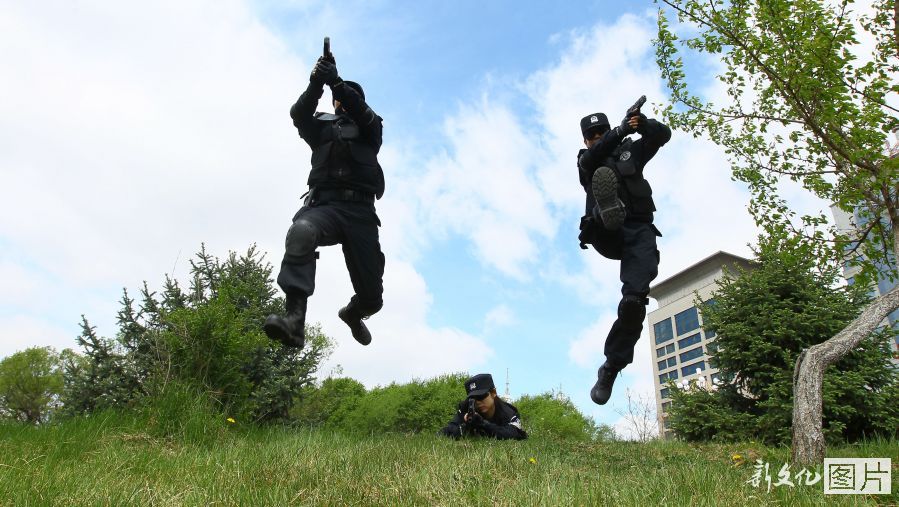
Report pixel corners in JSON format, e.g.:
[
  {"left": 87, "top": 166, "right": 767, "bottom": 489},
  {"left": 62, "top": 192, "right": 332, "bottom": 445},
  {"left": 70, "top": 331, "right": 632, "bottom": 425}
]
[
  {"left": 675, "top": 307, "right": 700, "bottom": 335},
  {"left": 668, "top": 357, "right": 677, "bottom": 368},
  {"left": 661, "top": 401, "right": 672, "bottom": 413},
  {"left": 666, "top": 343, "right": 675, "bottom": 355},
  {"left": 660, "top": 387, "right": 670, "bottom": 399},
  {"left": 678, "top": 333, "right": 701, "bottom": 349},
  {"left": 681, "top": 361, "right": 706, "bottom": 377},
  {"left": 656, "top": 346, "right": 667, "bottom": 358},
  {"left": 654, "top": 318, "right": 674, "bottom": 344},
  {"left": 679, "top": 346, "right": 704, "bottom": 363},
  {"left": 657, "top": 359, "right": 667, "bottom": 370},
  {"left": 659, "top": 370, "right": 679, "bottom": 384}
]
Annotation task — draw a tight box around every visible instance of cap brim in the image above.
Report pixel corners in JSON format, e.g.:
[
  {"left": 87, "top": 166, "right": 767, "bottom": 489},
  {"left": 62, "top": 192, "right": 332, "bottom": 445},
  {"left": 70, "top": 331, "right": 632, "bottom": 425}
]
[{"left": 467, "top": 388, "right": 490, "bottom": 398}]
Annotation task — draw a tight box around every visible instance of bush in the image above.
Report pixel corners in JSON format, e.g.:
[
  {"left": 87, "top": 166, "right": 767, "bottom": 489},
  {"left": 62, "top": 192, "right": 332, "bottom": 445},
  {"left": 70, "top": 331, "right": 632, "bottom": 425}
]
[
  {"left": 337, "top": 373, "right": 468, "bottom": 434},
  {"left": 291, "top": 377, "right": 367, "bottom": 428},
  {"left": 514, "top": 393, "right": 612, "bottom": 441},
  {"left": 63, "top": 244, "right": 334, "bottom": 423}
]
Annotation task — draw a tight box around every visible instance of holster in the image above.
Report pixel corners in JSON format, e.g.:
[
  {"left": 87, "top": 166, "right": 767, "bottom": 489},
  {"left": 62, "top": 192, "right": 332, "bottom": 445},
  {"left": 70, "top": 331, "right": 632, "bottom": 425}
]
[{"left": 578, "top": 215, "right": 598, "bottom": 249}]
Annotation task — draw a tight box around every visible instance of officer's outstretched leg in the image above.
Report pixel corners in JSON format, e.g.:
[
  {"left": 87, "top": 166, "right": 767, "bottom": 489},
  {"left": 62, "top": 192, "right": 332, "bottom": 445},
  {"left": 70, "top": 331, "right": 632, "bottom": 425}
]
[
  {"left": 590, "top": 294, "right": 647, "bottom": 405},
  {"left": 265, "top": 216, "right": 323, "bottom": 349}
]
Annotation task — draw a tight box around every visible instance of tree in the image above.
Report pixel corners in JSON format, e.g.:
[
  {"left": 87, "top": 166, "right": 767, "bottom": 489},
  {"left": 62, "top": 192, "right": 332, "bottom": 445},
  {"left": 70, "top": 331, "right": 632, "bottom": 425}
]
[
  {"left": 0, "top": 347, "right": 65, "bottom": 424},
  {"left": 654, "top": 0, "right": 899, "bottom": 463},
  {"left": 667, "top": 233, "right": 898, "bottom": 444},
  {"left": 614, "top": 388, "right": 660, "bottom": 442}
]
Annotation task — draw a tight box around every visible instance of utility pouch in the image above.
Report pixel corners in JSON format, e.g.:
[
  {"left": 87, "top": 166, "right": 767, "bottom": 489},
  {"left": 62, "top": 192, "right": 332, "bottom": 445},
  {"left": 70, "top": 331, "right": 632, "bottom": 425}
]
[{"left": 578, "top": 215, "right": 598, "bottom": 249}]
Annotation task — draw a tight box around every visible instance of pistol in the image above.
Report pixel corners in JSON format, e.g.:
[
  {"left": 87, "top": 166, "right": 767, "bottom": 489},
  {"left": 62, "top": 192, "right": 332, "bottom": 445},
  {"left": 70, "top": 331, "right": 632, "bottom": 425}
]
[
  {"left": 323, "top": 36, "right": 334, "bottom": 62},
  {"left": 626, "top": 95, "right": 646, "bottom": 117}
]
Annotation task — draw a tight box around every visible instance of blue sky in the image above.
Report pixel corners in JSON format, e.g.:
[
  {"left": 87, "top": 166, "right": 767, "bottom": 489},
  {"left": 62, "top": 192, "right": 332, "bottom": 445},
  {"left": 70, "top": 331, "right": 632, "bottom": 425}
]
[{"left": 0, "top": 0, "right": 832, "bottom": 436}]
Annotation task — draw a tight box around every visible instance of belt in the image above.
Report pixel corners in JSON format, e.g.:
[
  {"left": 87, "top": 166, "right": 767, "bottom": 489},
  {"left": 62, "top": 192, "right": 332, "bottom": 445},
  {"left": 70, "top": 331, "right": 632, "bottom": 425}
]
[{"left": 311, "top": 188, "right": 375, "bottom": 204}]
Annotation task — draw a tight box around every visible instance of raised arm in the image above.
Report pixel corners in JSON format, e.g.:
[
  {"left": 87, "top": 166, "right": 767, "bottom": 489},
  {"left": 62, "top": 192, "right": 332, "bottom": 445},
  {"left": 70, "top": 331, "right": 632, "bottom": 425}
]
[
  {"left": 330, "top": 81, "right": 382, "bottom": 150},
  {"left": 289, "top": 59, "right": 327, "bottom": 147},
  {"left": 630, "top": 117, "right": 672, "bottom": 168}
]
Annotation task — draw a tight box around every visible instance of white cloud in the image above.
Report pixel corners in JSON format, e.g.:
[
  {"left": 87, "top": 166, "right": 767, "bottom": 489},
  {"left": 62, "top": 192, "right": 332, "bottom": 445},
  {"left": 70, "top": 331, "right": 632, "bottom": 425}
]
[
  {"left": 568, "top": 314, "right": 616, "bottom": 368},
  {"left": 483, "top": 304, "right": 515, "bottom": 332},
  {"left": 411, "top": 98, "right": 556, "bottom": 279}
]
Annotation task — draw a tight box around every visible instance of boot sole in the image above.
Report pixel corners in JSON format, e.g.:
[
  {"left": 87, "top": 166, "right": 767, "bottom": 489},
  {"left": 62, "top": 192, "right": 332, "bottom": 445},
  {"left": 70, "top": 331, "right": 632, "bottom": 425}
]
[{"left": 592, "top": 167, "right": 625, "bottom": 231}]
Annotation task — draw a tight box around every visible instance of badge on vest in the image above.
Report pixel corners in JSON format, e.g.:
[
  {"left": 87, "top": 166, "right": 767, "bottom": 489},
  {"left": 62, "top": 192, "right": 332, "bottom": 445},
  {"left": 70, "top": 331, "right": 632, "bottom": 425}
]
[{"left": 620, "top": 151, "right": 631, "bottom": 161}]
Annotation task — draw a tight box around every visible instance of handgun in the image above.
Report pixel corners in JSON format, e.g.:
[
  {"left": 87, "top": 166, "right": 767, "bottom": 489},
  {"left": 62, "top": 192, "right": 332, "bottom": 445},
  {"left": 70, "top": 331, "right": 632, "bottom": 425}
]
[
  {"left": 323, "top": 36, "right": 334, "bottom": 62},
  {"left": 626, "top": 95, "right": 647, "bottom": 117}
]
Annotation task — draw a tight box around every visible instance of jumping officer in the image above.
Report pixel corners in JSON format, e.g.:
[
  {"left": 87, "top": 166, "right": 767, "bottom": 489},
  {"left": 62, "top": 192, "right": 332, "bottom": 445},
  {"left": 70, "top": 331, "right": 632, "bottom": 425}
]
[
  {"left": 439, "top": 373, "right": 528, "bottom": 440},
  {"left": 576, "top": 105, "right": 671, "bottom": 405},
  {"left": 264, "top": 52, "right": 385, "bottom": 350}
]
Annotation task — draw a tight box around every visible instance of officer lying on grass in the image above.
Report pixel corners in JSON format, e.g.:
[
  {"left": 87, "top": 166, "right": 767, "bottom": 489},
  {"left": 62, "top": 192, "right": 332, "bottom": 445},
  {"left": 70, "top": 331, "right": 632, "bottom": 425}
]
[{"left": 439, "top": 374, "right": 527, "bottom": 440}]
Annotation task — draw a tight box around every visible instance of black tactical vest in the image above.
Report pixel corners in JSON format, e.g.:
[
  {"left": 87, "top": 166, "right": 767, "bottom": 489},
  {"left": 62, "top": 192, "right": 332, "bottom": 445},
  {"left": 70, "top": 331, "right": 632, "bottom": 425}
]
[
  {"left": 607, "top": 139, "right": 655, "bottom": 221},
  {"left": 307, "top": 112, "right": 384, "bottom": 197}
]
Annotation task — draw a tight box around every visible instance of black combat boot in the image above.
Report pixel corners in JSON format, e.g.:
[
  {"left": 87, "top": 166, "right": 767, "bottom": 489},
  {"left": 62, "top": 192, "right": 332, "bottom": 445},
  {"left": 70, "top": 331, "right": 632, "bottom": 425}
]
[
  {"left": 591, "top": 166, "right": 626, "bottom": 231},
  {"left": 590, "top": 362, "right": 621, "bottom": 405},
  {"left": 263, "top": 296, "right": 307, "bottom": 349},
  {"left": 338, "top": 304, "right": 372, "bottom": 346}
]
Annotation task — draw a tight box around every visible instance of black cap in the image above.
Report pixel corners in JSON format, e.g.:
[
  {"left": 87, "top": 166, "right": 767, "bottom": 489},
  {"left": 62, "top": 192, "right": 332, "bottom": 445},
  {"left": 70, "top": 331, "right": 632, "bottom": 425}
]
[
  {"left": 464, "top": 373, "right": 495, "bottom": 398},
  {"left": 580, "top": 112, "right": 610, "bottom": 137},
  {"left": 343, "top": 80, "right": 365, "bottom": 101}
]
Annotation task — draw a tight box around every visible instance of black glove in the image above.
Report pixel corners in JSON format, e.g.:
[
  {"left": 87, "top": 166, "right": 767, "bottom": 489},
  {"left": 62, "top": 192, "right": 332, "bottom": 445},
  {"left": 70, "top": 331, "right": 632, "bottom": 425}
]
[
  {"left": 314, "top": 59, "right": 340, "bottom": 86},
  {"left": 309, "top": 57, "right": 326, "bottom": 86},
  {"left": 619, "top": 115, "right": 637, "bottom": 136}
]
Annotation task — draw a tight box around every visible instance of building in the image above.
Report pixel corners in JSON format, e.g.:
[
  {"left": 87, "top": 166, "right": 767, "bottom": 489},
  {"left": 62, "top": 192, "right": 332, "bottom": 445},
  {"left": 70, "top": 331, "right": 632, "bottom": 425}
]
[{"left": 647, "top": 251, "right": 756, "bottom": 439}]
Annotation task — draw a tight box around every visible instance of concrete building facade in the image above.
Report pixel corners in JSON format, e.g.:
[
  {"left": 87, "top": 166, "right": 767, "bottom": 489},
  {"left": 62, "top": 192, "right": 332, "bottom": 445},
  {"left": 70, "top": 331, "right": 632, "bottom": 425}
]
[{"left": 647, "top": 251, "right": 756, "bottom": 439}]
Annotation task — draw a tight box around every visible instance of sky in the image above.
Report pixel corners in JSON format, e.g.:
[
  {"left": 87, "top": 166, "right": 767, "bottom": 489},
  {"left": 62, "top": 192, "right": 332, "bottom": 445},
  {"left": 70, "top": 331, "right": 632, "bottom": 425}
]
[{"left": 0, "top": 0, "right": 832, "bottom": 437}]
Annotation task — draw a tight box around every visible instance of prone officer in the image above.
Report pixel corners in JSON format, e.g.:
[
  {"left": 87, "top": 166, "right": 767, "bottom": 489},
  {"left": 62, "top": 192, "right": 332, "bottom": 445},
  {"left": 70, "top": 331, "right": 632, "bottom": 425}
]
[{"left": 439, "top": 373, "right": 528, "bottom": 440}]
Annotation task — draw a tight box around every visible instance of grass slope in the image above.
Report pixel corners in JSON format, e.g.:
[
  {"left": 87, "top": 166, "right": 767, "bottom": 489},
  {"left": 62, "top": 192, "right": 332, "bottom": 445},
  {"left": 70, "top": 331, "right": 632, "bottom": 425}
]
[{"left": 0, "top": 414, "right": 896, "bottom": 506}]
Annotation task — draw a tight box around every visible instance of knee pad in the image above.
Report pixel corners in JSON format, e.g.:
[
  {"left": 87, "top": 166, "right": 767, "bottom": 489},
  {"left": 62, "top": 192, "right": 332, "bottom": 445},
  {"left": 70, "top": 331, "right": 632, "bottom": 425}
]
[
  {"left": 618, "top": 294, "right": 647, "bottom": 325},
  {"left": 285, "top": 218, "right": 319, "bottom": 262}
]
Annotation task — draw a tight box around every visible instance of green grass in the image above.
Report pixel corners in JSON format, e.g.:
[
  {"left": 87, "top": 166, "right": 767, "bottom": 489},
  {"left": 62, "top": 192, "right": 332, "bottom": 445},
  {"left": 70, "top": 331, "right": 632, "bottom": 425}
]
[{"left": 0, "top": 414, "right": 896, "bottom": 506}]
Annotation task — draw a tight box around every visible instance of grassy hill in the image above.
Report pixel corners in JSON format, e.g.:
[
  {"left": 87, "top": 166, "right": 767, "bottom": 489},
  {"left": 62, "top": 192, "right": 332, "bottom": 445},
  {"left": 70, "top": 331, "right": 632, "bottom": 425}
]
[{"left": 0, "top": 413, "right": 895, "bottom": 506}]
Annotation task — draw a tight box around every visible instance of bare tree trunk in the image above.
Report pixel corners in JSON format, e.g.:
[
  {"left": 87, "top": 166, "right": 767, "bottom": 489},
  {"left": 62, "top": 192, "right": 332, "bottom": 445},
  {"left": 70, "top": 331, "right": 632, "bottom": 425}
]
[{"left": 791, "top": 284, "right": 899, "bottom": 465}]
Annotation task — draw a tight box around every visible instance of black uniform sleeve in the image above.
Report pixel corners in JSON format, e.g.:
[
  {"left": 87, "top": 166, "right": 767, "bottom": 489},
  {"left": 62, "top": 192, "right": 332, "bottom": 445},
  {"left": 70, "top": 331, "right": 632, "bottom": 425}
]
[
  {"left": 630, "top": 119, "right": 671, "bottom": 170},
  {"left": 330, "top": 80, "right": 383, "bottom": 152},
  {"left": 439, "top": 401, "right": 467, "bottom": 439},
  {"left": 578, "top": 127, "right": 625, "bottom": 177},
  {"left": 289, "top": 81, "right": 325, "bottom": 147},
  {"left": 482, "top": 404, "right": 528, "bottom": 440},
  {"left": 480, "top": 418, "right": 527, "bottom": 440}
]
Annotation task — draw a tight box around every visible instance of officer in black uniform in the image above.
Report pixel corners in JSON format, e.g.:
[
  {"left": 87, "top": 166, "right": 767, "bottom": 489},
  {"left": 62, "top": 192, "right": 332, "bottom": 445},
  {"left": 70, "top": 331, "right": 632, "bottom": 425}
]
[
  {"left": 576, "top": 109, "right": 671, "bottom": 405},
  {"left": 264, "top": 54, "right": 385, "bottom": 350},
  {"left": 439, "top": 373, "right": 528, "bottom": 440}
]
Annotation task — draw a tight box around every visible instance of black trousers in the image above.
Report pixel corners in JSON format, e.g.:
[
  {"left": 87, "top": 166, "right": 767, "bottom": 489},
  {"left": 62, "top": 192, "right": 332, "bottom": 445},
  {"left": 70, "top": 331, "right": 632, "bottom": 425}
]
[
  {"left": 590, "top": 220, "right": 660, "bottom": 367},
  {"left": 276, "top": 200, "right": 385, "bottom": 314}
]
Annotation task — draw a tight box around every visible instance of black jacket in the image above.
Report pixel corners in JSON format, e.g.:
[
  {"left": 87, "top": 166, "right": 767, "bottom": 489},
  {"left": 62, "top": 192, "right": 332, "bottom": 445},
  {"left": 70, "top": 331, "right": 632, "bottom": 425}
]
[
  {"left": 290, "top": 80, "right": 385, "bottom": 197},
  {"left": 577, "top": 118, "right": 671, "bottom": 223},
  {"left": 440, "top": 398, "right": 528, "bottom": 440}
]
